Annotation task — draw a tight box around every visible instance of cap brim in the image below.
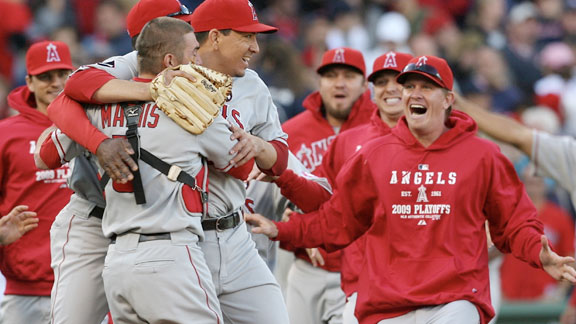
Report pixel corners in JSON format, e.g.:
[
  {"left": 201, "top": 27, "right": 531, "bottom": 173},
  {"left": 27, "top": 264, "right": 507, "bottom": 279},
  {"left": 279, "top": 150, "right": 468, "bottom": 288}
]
[
  {"left": 396, "top": 71, "right": 447, "bottom": 89},
  {"left": 29, "top": 64, "right": 74, "bottom": 76},
  {"left": 317, "top": 63, "right": 364, "bottom": 77},
  {"left": 367, "top": 69, "right": 400, "bottom": 82},
  {"left": 233, "top": 23, "right": 278, "bottom": 34}
]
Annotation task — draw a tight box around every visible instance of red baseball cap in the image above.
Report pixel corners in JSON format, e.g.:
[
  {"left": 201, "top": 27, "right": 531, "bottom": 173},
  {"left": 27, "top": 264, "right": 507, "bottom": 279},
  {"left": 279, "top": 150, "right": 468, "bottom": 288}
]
[
  {"left": 126, "top": 0, "right": 193, "bottom": 37},
  {"left": 367, "top": 52, "right": 413, "bottom": 82},
  {"left": 396, "top": 55, "right": 453, "bottom": 90},
  {"left": 190, "top": 0, "right": 277, "bottom": 33},
  {"left": 26, "top": 41, "right": 74, "bottom": 76},
  {"left": 317, "top": 47, "right": 366, "bottom": 77}
]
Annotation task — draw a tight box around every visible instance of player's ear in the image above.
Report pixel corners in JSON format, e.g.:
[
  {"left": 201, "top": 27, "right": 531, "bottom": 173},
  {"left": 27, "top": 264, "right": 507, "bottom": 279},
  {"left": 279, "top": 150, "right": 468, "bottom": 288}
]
[
  {"left": 208, "top": 29, "right": 220, "bottom": 50},
  {"left": 25, "top": 75, "right": 35, "bottom": 93},
  {"left": 164, "top": 54, "right": 178, "bottom": 69}
]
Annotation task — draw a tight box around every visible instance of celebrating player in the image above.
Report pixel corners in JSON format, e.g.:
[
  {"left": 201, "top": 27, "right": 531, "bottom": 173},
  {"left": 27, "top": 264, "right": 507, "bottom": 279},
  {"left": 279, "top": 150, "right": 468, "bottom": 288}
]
[
  {"left": 279, "top": 47, "right": 375, "bottom": 324},
  {"left": 0, "top": 40, "right": 73, "bottom": 324},
  {"left": 247, "top": 55, "right": 576, "bottom": 324},
  {"left": 36, "top": 1, "right": 198, "bottom": 323},
  {"left": 45, "top": 0, "right": 290, "bottom": 322}
]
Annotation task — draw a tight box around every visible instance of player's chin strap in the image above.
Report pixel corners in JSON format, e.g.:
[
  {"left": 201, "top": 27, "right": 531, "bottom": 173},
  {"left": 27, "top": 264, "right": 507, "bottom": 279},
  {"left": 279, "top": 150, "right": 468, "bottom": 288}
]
[{"left": 100, "top": 103, "right": 208, "bottom": 209}]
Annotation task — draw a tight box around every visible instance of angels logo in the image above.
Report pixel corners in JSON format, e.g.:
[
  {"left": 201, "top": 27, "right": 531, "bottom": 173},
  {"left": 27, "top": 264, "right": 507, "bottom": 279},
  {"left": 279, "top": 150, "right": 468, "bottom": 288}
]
[
  {"left": 416, "top": 185, "right": 429, "bottom": 202},
  {"left": 416, "top": 56, "right": 428, "bottom": 67},
  {"left": 333, "top": 48, "right": 346, "bottom": 63},
  {"left": 46, "top": 43, "right": 61, "bottom": 63},
  {"left": 248, "top": 1, "right": 258, "bottom": 21},
  {"left": 383, "top": 52, "right": 397, "bottom": 68}
]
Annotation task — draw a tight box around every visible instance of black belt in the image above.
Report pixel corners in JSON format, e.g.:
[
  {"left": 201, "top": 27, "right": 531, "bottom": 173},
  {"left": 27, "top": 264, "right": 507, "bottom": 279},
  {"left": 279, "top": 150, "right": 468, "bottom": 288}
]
[
  {"left": 110, "top": 232, "right": 171, "bottom": 244},
  {"left": 89, "top": 206, "right": 104, "bottom": 219},
  {"left": 202, "top": 211, "right": 242, "bottom": 231}
]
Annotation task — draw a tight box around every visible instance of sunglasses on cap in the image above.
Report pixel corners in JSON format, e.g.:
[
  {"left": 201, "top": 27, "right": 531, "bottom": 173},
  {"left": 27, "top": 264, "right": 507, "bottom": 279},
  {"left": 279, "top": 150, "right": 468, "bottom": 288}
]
[
  {"left": 167, "top": 4, "right": 191, "bottom": 17},
  {"left": 402, "top": 63, "right": 443, "bottom": 81}
]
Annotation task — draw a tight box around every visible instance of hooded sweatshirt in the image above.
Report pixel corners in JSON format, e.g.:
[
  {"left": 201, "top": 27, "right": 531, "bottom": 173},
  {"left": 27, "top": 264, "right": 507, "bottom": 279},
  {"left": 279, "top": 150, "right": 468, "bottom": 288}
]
[
  {"left": 276, "top": 111, "right": 544, "bottom": 323},
  {"left": 0, "top": 86, "right": 72, "bottom": 295},
  {"left": 281, "top": 89, "right": 376, "bottom": 272}
]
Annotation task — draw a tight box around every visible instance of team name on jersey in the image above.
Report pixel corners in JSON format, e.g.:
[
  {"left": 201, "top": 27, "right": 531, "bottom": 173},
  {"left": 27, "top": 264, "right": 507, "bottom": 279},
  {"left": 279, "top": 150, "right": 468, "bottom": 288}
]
[
  {"left": 99, "top": 103, "right": 159, "bottom": 129},
  {"left": 294, "top": 135, "right": 335, "bottom": 172},
  {"left": 389, "top": 170, "right": 457, "bottom": 185}
]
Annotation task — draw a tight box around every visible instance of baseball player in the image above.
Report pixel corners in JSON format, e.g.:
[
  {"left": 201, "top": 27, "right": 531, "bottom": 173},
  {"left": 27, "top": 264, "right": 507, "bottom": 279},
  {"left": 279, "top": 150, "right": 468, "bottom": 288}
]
[
  {"left": 0, "top": 40, "right": 74, "bottom": 324},
  {"left": 246, "top": 55, "right": 576, "bottom": 324},
  {"left": 46, "top": 1, "right": 291, "bottom": 323},
  {"left": 49, "top": 17, "right": 253, "bottom": 323},
  {"left": 34, "top": 2, "right": 198, "bottom": 323},
  {"left": 454, "top": 95, "right": 576, "bottom": 324},
  {"left": 279, "top": 47, "right": 376, "bottom": 324}
]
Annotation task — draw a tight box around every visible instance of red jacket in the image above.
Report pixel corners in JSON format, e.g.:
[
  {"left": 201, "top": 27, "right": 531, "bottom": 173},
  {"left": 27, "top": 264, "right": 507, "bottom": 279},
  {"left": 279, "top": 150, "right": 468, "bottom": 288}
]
[
  {"left": 276, "top": 111, "right": 545, "bottom": 323},
  {"left": 281, "top": 90, "right": 376, "bottom": 272},
  {"left": 0, "top": 86, "right": 72, "bottom": 296},
  {"left": 276, "top": 109, "right": 391, "bottom": 295}
]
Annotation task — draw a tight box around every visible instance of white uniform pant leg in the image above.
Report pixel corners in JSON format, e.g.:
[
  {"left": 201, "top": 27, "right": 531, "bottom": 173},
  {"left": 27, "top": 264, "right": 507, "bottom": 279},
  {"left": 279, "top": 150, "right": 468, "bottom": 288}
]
[
  {"left": 103, "top": 230, "right": 222, "bottom": 324},
  {"left": 286, "top": 259, "right": 346, "bottom": 324},
  {"left": 488, "top": 255, "right": 503, "bottom": 324},
  {"left": 50, "top": 205, "right": 109, "bottom": 324},
  {"left": 377, "top": 300, "right": 480, "bottom": 324},
  {"left": 343, "top": 292, "right": 359, "bottom": 324},
  {"left": 0, "top": 295, "right": 50, "bottom": 324},
  {"left": 200, "top": 222, "right": 289, "bottom": 324}
]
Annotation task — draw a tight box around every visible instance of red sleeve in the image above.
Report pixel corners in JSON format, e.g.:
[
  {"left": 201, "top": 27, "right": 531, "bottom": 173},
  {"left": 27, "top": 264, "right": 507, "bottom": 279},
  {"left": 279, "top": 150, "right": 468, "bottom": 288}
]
[
  {"left": 485, "top": 152, "right": 545, "bottom": 268},
  {"left": 64, "top": 68, "right": 115, "bottom": 103},
  {"left": 225, "top": 159, "right": 255, "bottom": 180},
  {"left": 39, "top": 132, "right": 64, "bottom": 169},
  {"left": 274, "top": 169, "right": 331, "bottom": 213},
  {"left": 260, "top": 140, "right": 288, "bottom": 176},
  {"left": 274, "top": 152, "right": 377, "bottom": 252},
  {"left": 46, "top": 93, "right": 108, "bottom": 154}
]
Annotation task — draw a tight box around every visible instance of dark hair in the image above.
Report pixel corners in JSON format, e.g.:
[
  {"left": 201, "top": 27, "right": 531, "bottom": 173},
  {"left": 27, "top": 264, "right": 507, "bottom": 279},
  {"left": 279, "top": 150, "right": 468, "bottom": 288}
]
[
  {"left": 195, "top": 29, "right": 232, "bottom": 45},
  {"left": 136, "top": 17, "right": 194, "bottom": 75}
]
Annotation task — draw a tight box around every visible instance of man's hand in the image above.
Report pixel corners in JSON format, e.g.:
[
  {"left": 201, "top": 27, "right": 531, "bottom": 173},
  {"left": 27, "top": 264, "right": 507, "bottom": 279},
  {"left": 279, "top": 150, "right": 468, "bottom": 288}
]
[
  {"left": 160, "top": 66, "right": 197, "bottom": 86},
  {"left": 560, "top": 304, "right": 576, "bottom": 324},
  {"left": 540, "top": 235, "right": 576, "bottom": 282},
  {"left": 246, "top": 163, "right": 279, "bottom": 182},
  {"left": 0, "top": 206, "right": 39, "bottom": 245},
  {"left": 306, "top": 248, "right": 325, "bottom": 267},
  {"left": 245, "top": 213, "right": 279, "bottom": 238},
  {"left": 229, "top": 124, "right": 266, "bottom": 167},
  {"left": 96, "top": 138, "right": 138, "bottom": 184}
]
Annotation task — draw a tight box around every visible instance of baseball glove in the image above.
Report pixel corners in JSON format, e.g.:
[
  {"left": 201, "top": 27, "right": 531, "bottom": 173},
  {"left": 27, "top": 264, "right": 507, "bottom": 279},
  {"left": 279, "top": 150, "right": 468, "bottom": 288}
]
[{"left": 150, "top": 63, "right": 233, "bottom": 134}]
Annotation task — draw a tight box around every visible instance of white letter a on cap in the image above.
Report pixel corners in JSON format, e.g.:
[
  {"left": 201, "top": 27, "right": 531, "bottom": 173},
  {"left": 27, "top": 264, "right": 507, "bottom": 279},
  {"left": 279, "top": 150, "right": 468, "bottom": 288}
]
[
  {"left": 46, "top": 43, "right": 61, "bottom": 63},
  {"left": 383, "top": 52, "right": 397, "bottom": 68},
  {"left": 333, "top": 48, "right": 345, "bottom": 63}
]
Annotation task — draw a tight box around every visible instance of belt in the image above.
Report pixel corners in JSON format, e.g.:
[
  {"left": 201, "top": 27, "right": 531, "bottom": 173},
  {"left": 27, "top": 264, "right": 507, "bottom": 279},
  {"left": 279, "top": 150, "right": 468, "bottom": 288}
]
[
  {"left": 89, "top": 206, "right": 104, "bottom": 219},
  {"left": 202, "top": 211, "right": 242, "bottom": 231},
  {"left": 110, "top": 232, "right": 171, "bottom": 244}
]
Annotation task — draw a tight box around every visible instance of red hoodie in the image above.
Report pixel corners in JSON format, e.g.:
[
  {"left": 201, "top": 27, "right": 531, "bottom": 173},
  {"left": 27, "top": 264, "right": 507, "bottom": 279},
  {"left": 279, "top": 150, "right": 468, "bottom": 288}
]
[
  {"left": 0, "top": 86, "right": 72, "bottom": 295},
  {"left": 276, "top": 111, "right": 545, "bottom": 323},
  {"left": 281, "top": 89, "right": 376, "bottom": 272}
]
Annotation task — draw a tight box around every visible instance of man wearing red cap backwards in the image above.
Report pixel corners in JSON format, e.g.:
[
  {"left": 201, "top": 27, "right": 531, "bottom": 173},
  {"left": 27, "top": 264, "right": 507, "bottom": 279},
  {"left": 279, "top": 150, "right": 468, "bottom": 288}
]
[
  {"left": 35, "top": 1, "right": 198, "bottom": 324},
  {"left": 0, "top": 40, "right": 73, "bottom": 324},
  {"left": 46, "top": 0, "right": 290, "bottom": 323},
  {"left": 247, "top": 55, "right": 576, "bottom": 324}
]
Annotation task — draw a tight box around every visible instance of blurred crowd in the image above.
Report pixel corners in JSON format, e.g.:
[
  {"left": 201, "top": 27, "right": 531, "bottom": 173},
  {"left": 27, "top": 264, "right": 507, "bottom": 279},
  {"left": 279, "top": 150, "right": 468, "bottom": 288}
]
[{"left": 2, "top": 0, "right": 576, "bottom": 307}]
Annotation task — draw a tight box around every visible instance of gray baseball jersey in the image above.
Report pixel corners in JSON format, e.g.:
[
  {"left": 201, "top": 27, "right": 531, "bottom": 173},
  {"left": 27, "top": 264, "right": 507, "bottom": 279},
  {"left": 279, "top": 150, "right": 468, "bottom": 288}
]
[
  {"left": 85, "top": 53, "right": 290, "bottom": 324},
  {"left": 532, "top": 130, "right": 576, "bottom": 206},
  {"left": 81, "top": 101, "right": 238, "bottom": 237}
]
